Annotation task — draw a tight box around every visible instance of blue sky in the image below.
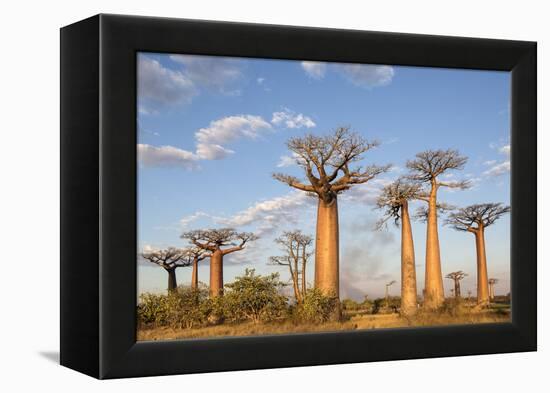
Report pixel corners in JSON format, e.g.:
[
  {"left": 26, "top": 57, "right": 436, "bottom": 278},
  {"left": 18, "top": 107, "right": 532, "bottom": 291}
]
[{"left": 137, "top": 52, "right": 511, "bottom": 300}]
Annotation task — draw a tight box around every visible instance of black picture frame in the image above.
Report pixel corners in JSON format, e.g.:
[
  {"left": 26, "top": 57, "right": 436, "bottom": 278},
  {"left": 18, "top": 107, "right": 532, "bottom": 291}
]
[{"left": 60, "top": 14, "right": 537, "bottom": 379}]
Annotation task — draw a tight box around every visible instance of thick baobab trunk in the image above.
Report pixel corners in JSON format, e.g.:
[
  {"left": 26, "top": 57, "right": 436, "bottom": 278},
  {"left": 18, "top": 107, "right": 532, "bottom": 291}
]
[
  {"left": 400, "top": 201, "right": 417, "bottom": 316},
  {"left": 167, "top": 268, "right": 177, "bottom": 293},
  {"left": 315, "top": 197, "right": 340, "bottom": 298},
  {"left": 424, "top": 185, "right": 444, "bottom": 309},
  {"left": 191, "top": 257, "right": 199, "bottom": 289},
  {"left": 209, "top": 250, "right": 224, "bottom": 297},
  {"left": 475, "top": 228, "right": 489, "bottom": 306}
]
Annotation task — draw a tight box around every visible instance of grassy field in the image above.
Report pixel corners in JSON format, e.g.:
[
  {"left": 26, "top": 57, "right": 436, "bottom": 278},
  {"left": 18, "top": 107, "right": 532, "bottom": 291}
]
[{"left": 137, "top": 305, "right": 510, "bottom": 341}]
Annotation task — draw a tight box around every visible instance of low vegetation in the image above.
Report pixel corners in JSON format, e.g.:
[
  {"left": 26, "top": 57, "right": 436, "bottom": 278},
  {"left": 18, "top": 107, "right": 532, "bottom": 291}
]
[{"left": 137, "top": 269, "right": 510, "bottom": 341}]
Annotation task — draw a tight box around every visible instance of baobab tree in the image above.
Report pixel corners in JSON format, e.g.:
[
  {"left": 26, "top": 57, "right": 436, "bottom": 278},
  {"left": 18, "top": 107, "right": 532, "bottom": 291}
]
[
  {"left": 385, "top": 280, "right": 396, "bottom": 307},
  {"left": 446, "top": 203, "right": 510, "bottom": 306},
  {"left": 407, "top": 149, "right": 470, "bottom": 309},
  {"left": 181, "top": 228, "right": 258, "bottom": 297},
  {"left": 141, "top": 247, "right": 190, "bottom": 293},
  {"left": 273, "top": 127, "right": 389, "bottom": 306},
  {"left": 376, "top": 179, "right": 423, "bottom": 316},
  {"left": 445, "top": 271, "right": 467, "bottom": 298},
  {"left": 269, "top": 230, "right": 313, "bottom": 303},
  {"left": 488, "top": 278, "right": 499, "bottom": 300},
  {"left": 186, "top": 247, "right": 208, "bottom": 290}
]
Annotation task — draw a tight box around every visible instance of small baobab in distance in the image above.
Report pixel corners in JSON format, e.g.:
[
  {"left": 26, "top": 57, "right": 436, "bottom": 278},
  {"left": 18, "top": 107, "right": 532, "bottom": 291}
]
[
  {"left": 376, "top": 178, "right": 423, "bottom": 316},
  {"left": 488, "top": 278, "right": 499, "bottom": 300},
  {"left": 181, "top": 228, "right": 258, "bottom": 297},
  {"left": 269, "top": 230, "right": 313, "bottom": 303},
  {"left": 406, "top": 149, "right": 470, "bottom": 309},
  {"left": 445, "top": 271, "right": 468, "bottom": 298},
  {"left": 446, "top": 203, "right": 510, "bottom": 306},
  {"left": 273, "top": 126, "right": 390, "bottom": 310},
  {"left": 141, "top": 247, "right": 190, "bottom": 293}
]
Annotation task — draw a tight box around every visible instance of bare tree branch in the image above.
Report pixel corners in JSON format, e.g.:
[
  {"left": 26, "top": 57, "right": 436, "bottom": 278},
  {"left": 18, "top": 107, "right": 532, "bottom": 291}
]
[
  {"left": 375, "top": 178, "right": 424, "bottom": 228},
  {"left": 445, "top": 203, "right": 510, "bottom": 232},
  {"left": 273, "top": 126, "right": 390, "bottom": 203}
]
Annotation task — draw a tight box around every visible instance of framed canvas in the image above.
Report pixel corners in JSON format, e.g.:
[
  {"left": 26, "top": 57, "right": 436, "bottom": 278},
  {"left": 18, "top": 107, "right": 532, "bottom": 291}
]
[{"left": 60, "top": 14, "right": 536, "bottom": 379}]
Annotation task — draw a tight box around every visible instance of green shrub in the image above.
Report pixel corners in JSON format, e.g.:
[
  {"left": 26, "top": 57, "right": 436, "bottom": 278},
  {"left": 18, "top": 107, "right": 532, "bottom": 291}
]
[
  {"left": 293, "top": 288, "right": 339, "bottom": 323},
  {"left": 372, "top": 297, "right": 401, "bottom": 314},
  {"left": 137, "top": 286, "right": 211, "bottom": 329},
  {"left": 222, "top": 269, "right": 288, "bottom": 324}
]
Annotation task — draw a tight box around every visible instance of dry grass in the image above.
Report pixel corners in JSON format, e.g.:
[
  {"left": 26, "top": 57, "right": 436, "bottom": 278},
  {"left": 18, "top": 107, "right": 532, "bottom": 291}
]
[{"left": 137, "top": 306, "right": 510, "bottom": 341}]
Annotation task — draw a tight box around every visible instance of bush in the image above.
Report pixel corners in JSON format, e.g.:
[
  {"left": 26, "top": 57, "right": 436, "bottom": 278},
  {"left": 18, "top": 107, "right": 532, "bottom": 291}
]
[
  {"left": 222, "top": 269, "right": 288, "bottom": 324},
  {"left": 372, "top": 297, "right": 400, "bottom": 314},
  {"left": 137, "top": 286, "right": 212, "bottom": 329},
  {"left": 293, "top": 288, "right": 339, "bottom": 323}
]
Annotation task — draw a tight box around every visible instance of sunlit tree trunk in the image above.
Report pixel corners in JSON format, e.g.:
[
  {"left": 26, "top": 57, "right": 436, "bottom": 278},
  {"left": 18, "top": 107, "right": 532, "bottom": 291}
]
[
  {"left": 400, "top": 201, "right": 418, "bottom": 316},
  {"left": 301, "top": 252, "right": 307, "bottom": 299},
  {"left": 315, "top": 197, "right": 339, "bottom": 298},
  {"left": 209, "top": 250, "right": 224, "bottom": 297},
  {"left": 455, "top": 279, "right": 461, "bottom": 298},
  {"left": 424, "top": 182, "right": 444, "bottom": 309},
  {"left": 191, "top": 257, "right": 199, "bottom": 289},
  {"left": 475, "top": 226, "right": 489, "bottom": 306},
  {"left": 167, "top": 268, "right": 177, "bottom": 293}
]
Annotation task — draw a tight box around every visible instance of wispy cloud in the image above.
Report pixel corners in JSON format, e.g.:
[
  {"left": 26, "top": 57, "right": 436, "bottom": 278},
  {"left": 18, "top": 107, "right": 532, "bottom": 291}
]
[
  {"left": 138, "top": 54, "right": 244, "bottom": 112},
  {"left": 301, "top": 61, "right": 327, "bottom": 79},
  {"left": 179, "top": 191, "right": 316, "bottom": 236},
  {"left": 484, "top": 143, "right": 510, "bottom": 177},
  {"left": 195, "top": 115, "right": 272, "bottom": 160},
  {"left": 300, "top": 61, "right": 395, "bottom": 88},
  {"left": 335, "top": 63, "right": 395, "bottom": 88},
  {"left": 137, "top": 56, "right": 196, "bottom": 107},
  {"left": 138, "top": 144, "right": 198, "bottom": 169},
  {"left": 169, "top": 54, "right": 242, "bottom": 90},
  {"left": 271, "top": 108, "right": 316, "bottom": 129}
]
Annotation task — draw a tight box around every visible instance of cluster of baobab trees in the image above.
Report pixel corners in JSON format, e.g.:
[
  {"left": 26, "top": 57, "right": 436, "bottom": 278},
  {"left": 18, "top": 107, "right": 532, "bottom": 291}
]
[
  {"left": 142, "top": 126, "right": 509, "bottom": 321},
  {"left": 142, "top": 229, "right": 258, "bottom": 297},
  {"left": 375, "top": 153, "right": 510, "bottom": 315}
]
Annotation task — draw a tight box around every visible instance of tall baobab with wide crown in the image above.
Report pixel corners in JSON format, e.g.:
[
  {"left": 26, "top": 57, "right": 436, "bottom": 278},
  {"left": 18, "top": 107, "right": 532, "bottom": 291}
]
[
  {"left": 488, "top": 278, "right": 498, "bottom": 300},
  {"left": 445, "top": 271, "right": 467, "bottom": 298},
  {"left": 141, "top": 247, "right": 190, "bottom": 293},
  {"left": 446, "top": 203, "right": 510, "bottom": 306},
  {"left": 186, "top": 247, "right": 208, "bottom": 290},
  {"left": 181, "top": 228, "right": 258, "bottom": 297},
  {"left": 269, "top": 230, "right": 313, "bottom": 303},
  {"left": 406, "top": 149, "right": 470, "bottom": 309},
  {"left": 273, "top": 127, "right": 389, "bottom": 305},
  {"left": 376, "top": 179, "right": 423, "bottom": 316}
]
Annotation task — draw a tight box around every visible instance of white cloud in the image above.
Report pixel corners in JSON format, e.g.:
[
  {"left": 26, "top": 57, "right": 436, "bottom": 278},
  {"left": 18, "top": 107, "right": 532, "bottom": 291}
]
[
  {"left": 271, "top": 108, "right": 316, "bottom": 129},
  {"left": 484, "top": 161, "right": 510, "bottom": 177},
  {"left": 138, "top": 144, "right": 198, "bottom": 169},
  {"left": 484, "top": 143, "right": 510, "bottom": 177},
  {"left": 180, "top": 212, "right": 209, "bottom": 228},
  {"left": 195, "top": 143, "right": 235, "bottom": 160},
  {"left": 340, "top": 178, "right": 392, "bottom": 205},
  {"left": 301, "top": 61, "right": 327, "bottom": 79},
  {"left": 335, "top": 63, "right": 395, "bottom": 88},
  {"left": 215, "top": 191, "right": 315, "bottom": 236},
  {"left": 277, "top": 154, "right": 298, "bottom": 168},
  {"left": 300, "top": 60, "right": 394, "bottom": 89},
  {"left": 195, "top": 115, "right": 272, "bottom": 160},
  {"left": 257, "top": 77, "right": 265, "bottom": 84},
  {"left": 137, "top": 56, "right": 196, "bottom": 106},
  {"left": 499, "top": 144, "right": 511, "bottom": 157},
  {"left": 169, "top": 54, "right": 242, "bottom": 89}
]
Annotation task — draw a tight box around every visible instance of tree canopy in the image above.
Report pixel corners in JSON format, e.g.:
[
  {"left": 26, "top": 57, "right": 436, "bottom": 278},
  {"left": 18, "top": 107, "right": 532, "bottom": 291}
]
[
  {"left": 446, "top": 203, "right": 510, "bottom": 232},
  {"left": 181, "top": 228, "right": 258, "bottom": 254},
  {"left": 273, "top": 127, "right": 390, "bottom": 203}
]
